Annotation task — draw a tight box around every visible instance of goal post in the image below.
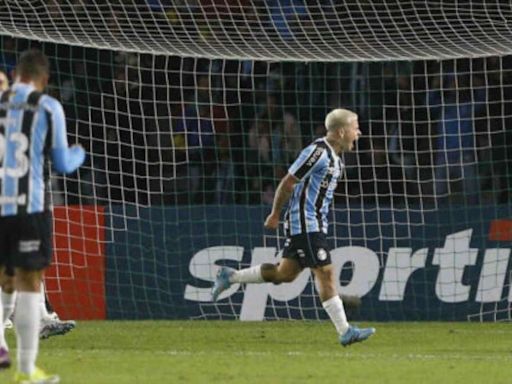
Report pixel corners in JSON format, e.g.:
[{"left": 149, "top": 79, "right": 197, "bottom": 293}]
[{"left": 0, "top": 2, "right": 511, "bottom": 322}]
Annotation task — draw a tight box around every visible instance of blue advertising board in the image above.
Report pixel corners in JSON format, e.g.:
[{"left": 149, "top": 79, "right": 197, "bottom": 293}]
[{"left": 105, "top": 205, "right": 512, "bottom": 321}]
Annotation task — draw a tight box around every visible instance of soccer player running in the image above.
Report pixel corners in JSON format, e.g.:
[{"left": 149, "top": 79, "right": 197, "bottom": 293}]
[
  {"left": 0, "top": 50, "right": 85, "bottom": 383},
  {"left": 212, "top": 108, "right": 375, "bottom": 346}
]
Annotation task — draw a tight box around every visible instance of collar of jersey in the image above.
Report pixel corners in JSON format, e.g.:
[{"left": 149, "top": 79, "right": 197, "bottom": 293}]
[
  {"left": 322, "top": 137, "right": 339, "bottom": 159},
  {"left": 12, "top": 81, "right": 36, "bottom": 91}
]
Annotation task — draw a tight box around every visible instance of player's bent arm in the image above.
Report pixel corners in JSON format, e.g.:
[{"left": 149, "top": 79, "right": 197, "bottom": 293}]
[
  {"left": 270, "top": 173, "right": 298, "bottom": 217},
  {"left": 42, "top": 95, "right": 86, "bottom": 174},
  {"left": 265, "top": 173, "right": 297, "bottom": 229},
  {"left": 52, "top": 146, "right": 86, "bottom": 174}
]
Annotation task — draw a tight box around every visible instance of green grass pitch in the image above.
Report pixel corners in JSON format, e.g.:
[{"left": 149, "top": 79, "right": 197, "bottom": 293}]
[{"left": 2, "top": 321, "right": 511, "bottom": 383}]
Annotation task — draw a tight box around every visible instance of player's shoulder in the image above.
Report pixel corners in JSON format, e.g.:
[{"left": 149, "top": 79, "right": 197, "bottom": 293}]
[
  {"left": 0, "top": 89, "right": 12, "bottom": 102},
  {"left": 303, "top": 138, "right": 326, "bottom": 150},
  {"left": 313, "top": 138, "right": 329, "bottom": 149},
  {"left": 294, "top": 139, "right": 329, "bottom": 168},
  {"left": 303, "top": 138, "right": 329, "bottom": 158},
  {"left": 39, "top": 94, "right": 64, "bottom": 113}
]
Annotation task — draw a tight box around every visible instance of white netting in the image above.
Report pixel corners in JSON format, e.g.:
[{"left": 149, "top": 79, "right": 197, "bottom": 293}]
[
  {"left": 0, "top": 2, "right": 510, "bottom": 322},
  {"left": 0, "top": 1, "right": 512, "bottom": 61}
]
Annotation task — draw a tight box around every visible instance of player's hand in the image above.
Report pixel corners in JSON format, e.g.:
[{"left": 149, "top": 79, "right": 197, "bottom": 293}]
[
  {"left": 264, "top": 213, "right": 279, "bottom": 230},
  {"left": 70, "top": 144, "right": 86, "bottom": 163}
]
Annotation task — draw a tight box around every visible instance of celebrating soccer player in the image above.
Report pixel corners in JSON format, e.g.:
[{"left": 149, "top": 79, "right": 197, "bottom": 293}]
[
  {"left": 0, "top": 49, "right": 85, "bottom": 383},
  {"left": 212, "top": 108, "right": 375, "bottom": 346}
]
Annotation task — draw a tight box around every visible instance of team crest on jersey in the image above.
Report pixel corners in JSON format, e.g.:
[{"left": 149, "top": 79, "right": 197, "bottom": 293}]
[
  {"left": 317, "top": 248, "right": 327, "bottom": 261},
  {"left": 327, "top": 166, "right": 338, "bottom": 175}
]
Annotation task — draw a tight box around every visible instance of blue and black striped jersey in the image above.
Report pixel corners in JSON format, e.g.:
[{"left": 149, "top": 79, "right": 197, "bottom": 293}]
[
  {"left": 285, "top": 138, "right": 344, "bottom": 235},
  {"left": 0, "top": 83, "right": 69, "bottom": 216}
]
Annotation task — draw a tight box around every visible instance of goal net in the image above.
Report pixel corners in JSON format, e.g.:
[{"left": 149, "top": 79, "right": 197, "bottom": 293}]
[{"left": 0, "top": 1, "right": 510, "bottom": 322}]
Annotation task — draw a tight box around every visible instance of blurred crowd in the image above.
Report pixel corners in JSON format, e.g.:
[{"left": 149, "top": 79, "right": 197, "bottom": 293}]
[{"left": 1, "top": 35, "right": 512, "bottom": 208}]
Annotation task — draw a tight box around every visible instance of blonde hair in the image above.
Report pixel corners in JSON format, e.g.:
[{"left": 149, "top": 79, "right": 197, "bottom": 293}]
[
  {"left": 324, "top": 108, "right": 358, "bottom": 132},
  {"left": 0, "top": 71, "right": 8, "bottom": 92}
]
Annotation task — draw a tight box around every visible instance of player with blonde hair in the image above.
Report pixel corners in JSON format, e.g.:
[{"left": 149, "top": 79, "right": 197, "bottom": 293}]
[{"left": 212, "top": 108, "right": 375, "bottom": 346}]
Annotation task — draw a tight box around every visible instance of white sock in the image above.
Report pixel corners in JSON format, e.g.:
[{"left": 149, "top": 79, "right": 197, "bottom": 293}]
[
  {"left": 2, "top": 291, "right": 17, "bottom": 323},
  {"left": 15, "top": 292, "right": 41, "bottom": 375},
  {"left": 0, "top": 288, "right": 6, "bottom": 350},
  {"left": 229, "top": 266, "right": 265, "bottom": 284},
  {"left": 39, "top": 282, "right": 49, "bottom": 319},
  {"left": 322, "top": 295, "right": 349, "bottom": 335},
  {"left": 1, "top": 290, "right": 16, "bottom": 350}
]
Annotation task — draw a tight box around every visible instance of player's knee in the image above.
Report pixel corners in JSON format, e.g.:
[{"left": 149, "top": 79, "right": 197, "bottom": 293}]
[
  {"left": 0, "top": 268, "right": 14, "bottom": 293},
  {"left": 263, "top": 263, "right": 299, "bottom": 283},
  {"left": 276, "top": 270, "right": 299, "bottom": 283},
  {"left": 313, "top": 267, "right": 336, "bottom": 287},
  {"left": 1, "top": 277, "right": 15, "bottom": 293},
  {"left": 14, "top": 268, "right": 43, "bottom": 292},
  {"left": 279, "top": 274, "right": 296, "bottom": 283}
]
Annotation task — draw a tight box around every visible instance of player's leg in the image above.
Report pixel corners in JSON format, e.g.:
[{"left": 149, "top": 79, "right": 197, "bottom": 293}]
[
  {"left": 43, "top": 284, "right": 55, "bottom": 314},
  {"left": 0, "top": 269, "right": 5, "bottom": 366},
  {"left": 211, "top": 233, "right": 306, "bottom": 302},
  {"left": 12, "top": 212, "right": 59, "bottom": 383},
  {"left": 14, "top": 269, "right": 44, "bottom": 375},
  {"left": 43, "top": 285, "right": 76, "bottom": 327},
  {"left": 39, "top": 281, "right": 76, "bottom": 340},
  {"left": 234, "top": 258, "right": 303, "bottom": 283},
  {"left": 212, "top": 258, "right": 303, "bottom": 301},
  {"left": 301, "top": 232, "right": 374, "bottom": 347},
  {"left": 312, "top": 264, "right": 349, "bottom": 333},
  {"left": 0, "top": 222, "right": 14, "bottom": 370},
  {"left": 3, "top": 275, "right": 79, "bottom": 341},
  {"left": 0, "top": 266, "right": 13, "bottom": 369},
  {"left": 312, "top": 265, "right": 375, "bottom": 346},
  {"left": 1, "top": 266, "right": 16, "bottom": 330}
]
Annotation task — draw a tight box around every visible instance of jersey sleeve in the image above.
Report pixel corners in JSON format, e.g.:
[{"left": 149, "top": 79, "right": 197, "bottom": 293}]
[
  {"left": 42, "top": 96, "right": 69, "bottom": 149},
  {"left": 288, "top": 144, "right": 327, "bottom": 180},
  {"left": 42, "top": 96, "right": 86, "bottom": 174}
]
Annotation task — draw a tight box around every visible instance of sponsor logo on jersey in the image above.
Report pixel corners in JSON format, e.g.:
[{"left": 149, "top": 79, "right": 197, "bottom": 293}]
[{"left": 306, "top": 147, "right": 323, "bottom": 167}]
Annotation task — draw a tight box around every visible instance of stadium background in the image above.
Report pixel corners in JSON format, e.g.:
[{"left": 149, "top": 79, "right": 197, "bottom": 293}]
[{"left": 1, "top": 1, "right": 511, "bottom": 323}]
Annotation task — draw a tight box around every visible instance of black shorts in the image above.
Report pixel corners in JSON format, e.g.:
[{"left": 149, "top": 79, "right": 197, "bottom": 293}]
[
  {"left": 0, "top": 211, "right": 53, "bottom": 274},
  {"left": 282, "top": 232, "right": 331, "bottom": 268}
]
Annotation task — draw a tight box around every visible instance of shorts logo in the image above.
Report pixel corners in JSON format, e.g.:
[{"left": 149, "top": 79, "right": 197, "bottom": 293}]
[
  {"left": 297, "top": 249, "right": 305, "bottom": 258},
  {"left": 18, "top": 240, "right": 40, "bottom": 253},
  {"left": 317, "top": 248, "right": 327, "bottom": 261}
]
